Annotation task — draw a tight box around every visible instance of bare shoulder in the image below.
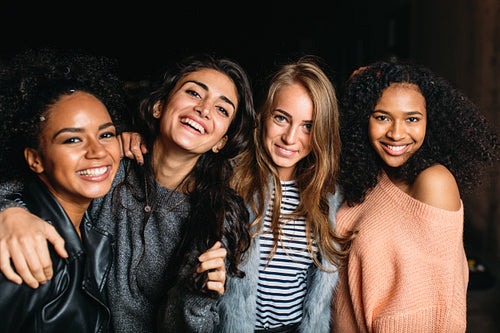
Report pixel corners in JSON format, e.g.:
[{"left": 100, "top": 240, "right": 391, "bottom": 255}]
[{"left": 410, "top": 164, "right": 461, "bottom": 211}]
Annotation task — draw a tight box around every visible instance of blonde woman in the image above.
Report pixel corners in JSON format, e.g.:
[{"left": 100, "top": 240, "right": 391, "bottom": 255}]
[{"left": 216, "top": 57, "right": 352, "bottom": 333}]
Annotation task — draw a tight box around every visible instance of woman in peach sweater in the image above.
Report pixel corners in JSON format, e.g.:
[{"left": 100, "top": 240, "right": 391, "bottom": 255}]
[{"left": 331, "top": 61, "right": 498, "bottom": 332}]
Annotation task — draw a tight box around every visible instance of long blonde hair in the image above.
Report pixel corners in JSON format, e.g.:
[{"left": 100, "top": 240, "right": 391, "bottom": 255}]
[{"left": 232, "top": 57, "right": 351, "bottom": 269}]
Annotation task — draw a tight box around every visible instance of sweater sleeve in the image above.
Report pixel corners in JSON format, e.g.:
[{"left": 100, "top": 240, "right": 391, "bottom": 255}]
[
  {"left": 0, "top": 180, "right": 25, "bottom": 211},
  {"left": 157, "top": 246, "right": 220, "bottom": 333}
]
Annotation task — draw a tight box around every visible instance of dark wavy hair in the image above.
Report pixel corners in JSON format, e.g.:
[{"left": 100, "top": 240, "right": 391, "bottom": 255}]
[
  {"left": 339, "top": 60, "right": 498, "bottom": 205},
  {"left": 0, "top": 48, "right": 126, "bottom": 183},
  {"left": 115, "top": 54, "right": 255, "bottom": 293}
]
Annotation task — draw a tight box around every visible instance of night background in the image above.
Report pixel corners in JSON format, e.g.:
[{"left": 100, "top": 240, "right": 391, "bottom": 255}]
[{"left": 2, "top": 0, "right": 499, "bottom": 331}]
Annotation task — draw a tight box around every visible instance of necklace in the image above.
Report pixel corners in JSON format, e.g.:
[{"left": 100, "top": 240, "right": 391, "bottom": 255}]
[{"left": 143, "top": 176, "right": 187, "bottom": 213}]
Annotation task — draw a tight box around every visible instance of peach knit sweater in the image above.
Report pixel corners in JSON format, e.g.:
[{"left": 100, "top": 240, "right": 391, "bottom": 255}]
[{"left": 332, "top": 172, "right": 468, "bottom": 332}]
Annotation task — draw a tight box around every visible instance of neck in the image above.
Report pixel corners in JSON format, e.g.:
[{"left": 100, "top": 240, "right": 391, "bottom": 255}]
[
  {"left": 39, "top": 177, "right": 88, "bottom": 238},
  {"left": 383, "top": 166, "right": 410, "bottom": 193},
  {"left": 151, "top": 139, "right": 200, "bottom": 190}
]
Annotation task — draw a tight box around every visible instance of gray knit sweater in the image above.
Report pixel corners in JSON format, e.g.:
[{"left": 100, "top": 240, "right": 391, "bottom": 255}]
[{"left": 0, "top": 160, "right": 220, "bottom": 333}]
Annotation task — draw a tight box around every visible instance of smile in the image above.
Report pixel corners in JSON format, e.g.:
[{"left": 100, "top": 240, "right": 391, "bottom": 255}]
[
  {"left": 275, "top": 144, "right": 297, "bottom": 157},
  {"left": 77, "top": 166, "right": 109, "bottom": 177},
  {"left": 180, "top": 117, "right": 206, "bottom": 134},
  {"left": 382, "top": 143, "right": 410, "bottom": 156}
]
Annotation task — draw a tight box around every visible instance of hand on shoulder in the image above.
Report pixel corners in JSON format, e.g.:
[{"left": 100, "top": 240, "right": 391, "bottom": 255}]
[{"left": 410, "top": 164, "right": 461, "bottom": 211}]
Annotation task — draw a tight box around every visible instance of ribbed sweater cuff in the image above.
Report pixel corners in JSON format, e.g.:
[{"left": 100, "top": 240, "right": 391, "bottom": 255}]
[{"left": 372, "top": 306, "right": 465, "bottom": 333}]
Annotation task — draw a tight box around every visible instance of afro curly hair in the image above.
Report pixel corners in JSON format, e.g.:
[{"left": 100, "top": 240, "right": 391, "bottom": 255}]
[
  {"left": 0, "top": 48, "right": 127, "bottom": 183},
  {"left": 338, "top": 60, "right": 498, "bottom": 206}
]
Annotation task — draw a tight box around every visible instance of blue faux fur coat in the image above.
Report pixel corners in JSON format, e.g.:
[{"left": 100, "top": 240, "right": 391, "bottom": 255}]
[{"left": 215, "top": 181, "right": 343, "bottom": 333}]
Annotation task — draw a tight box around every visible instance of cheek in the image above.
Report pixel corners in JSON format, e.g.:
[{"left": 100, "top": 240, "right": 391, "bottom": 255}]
[{"left": 301, "top": 134, "right": 313, "bottom": 153}]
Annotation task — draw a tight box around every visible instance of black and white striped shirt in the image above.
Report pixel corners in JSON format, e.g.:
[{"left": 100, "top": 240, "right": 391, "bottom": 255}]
[{"left": 255, "top": 180, "right": 318, "bottom": 330}]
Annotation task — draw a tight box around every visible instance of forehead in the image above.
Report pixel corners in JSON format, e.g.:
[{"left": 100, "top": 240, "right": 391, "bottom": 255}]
[
  {"left": 377, "top": 83, "right": 426, "bottom": 110},
  {"left": 44, "top": 92, "right": 110, "bottom": 125},
  {"left": 272, "top": 83, "right": 314, "bottom": 117},
  {"left": 178, "top": 69, "right": 238, "bottom": 100}
]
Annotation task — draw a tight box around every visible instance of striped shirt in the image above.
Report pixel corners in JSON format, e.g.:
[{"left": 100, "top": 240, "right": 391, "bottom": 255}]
[{"left": 255, "top": 180, "right": 318, "bottom": 330}]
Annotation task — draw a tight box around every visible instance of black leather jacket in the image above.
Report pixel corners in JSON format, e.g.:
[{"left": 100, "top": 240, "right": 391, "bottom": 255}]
[{"left": 0, "top": 177, "right": 113, "bottom": 333}]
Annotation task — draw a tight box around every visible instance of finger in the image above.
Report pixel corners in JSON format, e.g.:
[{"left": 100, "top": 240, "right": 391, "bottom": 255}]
[
  {"left": 45, "top": 224, "right": 67, "bottom": 258},
  {"left": 197, "top": 257, "right": 226, "bottom": 274},
  {"left": 19, "top": 234, "right": 49, "bottom": 285},
  {"left": 119, "top": 132, "right": 134, "bottom": 159},
  {"left": 8, "top": 239, "right": 39, "bottom": 288},
  {"left": 141, "top": 143, "right": 148, "bottom": 155},
  {"left": 131, "top": 134, "right": 145, "bottom": 165},
  {"left": 207, "top": 269, "right": 226, "bottom": 284},
  {"left": 206, "top": 281, "right": 225, "bottom": 294},
  {"left": 198, "top": 243, "right": 226, "bottom": 262},
  {"left": 34, "top": 237, "right": 54, "bottom": 281},
  {"left": 0, "top": 241, "right": 22, "bottom": 284}
]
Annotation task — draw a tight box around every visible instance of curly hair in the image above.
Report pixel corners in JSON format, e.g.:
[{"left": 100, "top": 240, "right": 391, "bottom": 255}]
[
  {"left": 0, "top": 48, "right": 126, "bottom": 183},
  {"left": 338, "top": 60, "right": 498, "bottom": 205},
  {"left": 114, "top": 54, "right": 255, "bottom": 293}
]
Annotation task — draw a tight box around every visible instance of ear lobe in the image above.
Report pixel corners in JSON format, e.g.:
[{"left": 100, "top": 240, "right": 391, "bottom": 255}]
[
  {"left": 152, "top": 101, "right": 163, "bottom": 119},
  {"left": 212, "top": 135, "right": 228, "bottom": 153},
  {"left": 24, "top": 148, "right": 44, "bottom": 174}
]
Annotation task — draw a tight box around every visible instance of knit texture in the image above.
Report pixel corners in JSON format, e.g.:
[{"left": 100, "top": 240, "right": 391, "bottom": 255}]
[{"left": 331, "top": 172, "right": 468, "bottom": 333}]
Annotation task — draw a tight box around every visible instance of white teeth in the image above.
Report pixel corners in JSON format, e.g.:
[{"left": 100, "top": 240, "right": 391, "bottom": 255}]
[
  {"left": 181, "top": 118, "right": 205, "bottom": 134},
  {"left": 387, "top": 144, "right": 408, "bottom": 151},
  {"left": 77, "top": 166, "right": 108, "bottom": 177},
  {"left": 279, "top": 146, "right": 293, "bottom": 153}
]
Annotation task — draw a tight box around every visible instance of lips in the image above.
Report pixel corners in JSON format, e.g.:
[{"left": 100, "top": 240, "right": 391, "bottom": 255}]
[
  {"left": 180, "top": 117, "right": 206, "bottom": 134},
  {"left": 381, "top": 143, "right": 410, "bottom": 156}
]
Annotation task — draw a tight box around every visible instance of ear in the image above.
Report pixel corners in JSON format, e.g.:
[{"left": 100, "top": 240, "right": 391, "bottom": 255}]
[
  {"left": 24, "top": 148, "right": 45, "bottom": 174},
  {"left": 152, "top": 101, "right": 163, "bottom": 119},
  {"left": 212, "top": 135, "right": 228, "bottom": 153}
]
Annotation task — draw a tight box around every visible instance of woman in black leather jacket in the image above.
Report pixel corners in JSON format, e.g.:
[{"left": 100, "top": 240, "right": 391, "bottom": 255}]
[{"left": 0, "top": 49, "right": 124, "bottom": 332}]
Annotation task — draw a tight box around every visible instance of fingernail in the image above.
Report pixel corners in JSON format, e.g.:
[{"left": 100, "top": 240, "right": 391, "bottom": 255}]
[{"left": 138, "top": 161, "right": 144, "bottom": 166}]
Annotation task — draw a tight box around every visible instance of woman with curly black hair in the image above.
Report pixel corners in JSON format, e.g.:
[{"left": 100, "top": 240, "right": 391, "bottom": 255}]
[
  {"left": 0, "top": 54, "right": 255, "bottom": 332},
  {"left": 332, "top": 61, "right": 498, "bottom": 332},
  {"left": 0, "top": 48, "right": 124, "bottom": 332}
]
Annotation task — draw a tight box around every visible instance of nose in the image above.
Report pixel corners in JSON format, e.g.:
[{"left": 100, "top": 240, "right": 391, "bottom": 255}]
[
  {"left": 282, "top": 125, "right": 298, "bottom": 144},
  {"left": 86, "top": 138, "right": 107, "bottom": 158},
  {"left": 387, "top": 121, "right": 405, "bottom": 141},
  {"left": 195, "top": 99, "right": 211, "bottom": 118}
]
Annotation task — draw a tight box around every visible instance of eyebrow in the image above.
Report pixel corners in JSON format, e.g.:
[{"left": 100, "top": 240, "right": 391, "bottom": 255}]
[
  {"left": 274, "top": 109, "right": 313, "bottom": 123},
  {"left": 184, "top": 80, "right": 236, "bottom": 111},
  {"left": 372, "top": 109, "right": 424, "bottom": 116},
  {"left": 52, "top": 122, "right": 115, "bottom": 140}
]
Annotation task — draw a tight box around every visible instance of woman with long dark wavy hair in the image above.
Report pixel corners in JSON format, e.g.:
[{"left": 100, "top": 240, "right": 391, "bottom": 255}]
[
  {"left": 332, "top": 61, "right": 498, "bottom": 332},
  {"left": 0, "top": 54, "right": 255, "bottom": 332}
]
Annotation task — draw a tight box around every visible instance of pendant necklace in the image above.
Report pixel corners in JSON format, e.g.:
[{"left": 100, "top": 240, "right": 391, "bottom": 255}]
[{"left": 143, "top": 176, "right": 187, "bottom": 213}]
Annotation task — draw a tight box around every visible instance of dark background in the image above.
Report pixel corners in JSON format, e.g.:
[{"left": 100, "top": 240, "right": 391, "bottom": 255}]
[{"left": 2, "top": 1, "right": 499, "bottom": 331}]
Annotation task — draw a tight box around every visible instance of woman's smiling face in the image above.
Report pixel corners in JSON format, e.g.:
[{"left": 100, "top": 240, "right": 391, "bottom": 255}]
[
  {"left": 32, "top": 91, "right": 120, "bottom": 205},
  {"left": 368, "top": 83, "right": 427, "bottom": 168},
  {"left": 263, "top": 82, "right": 314, "bottom": 181},
  {"left": 155, "top": 68, "right": 238, "bottom": 156}
]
